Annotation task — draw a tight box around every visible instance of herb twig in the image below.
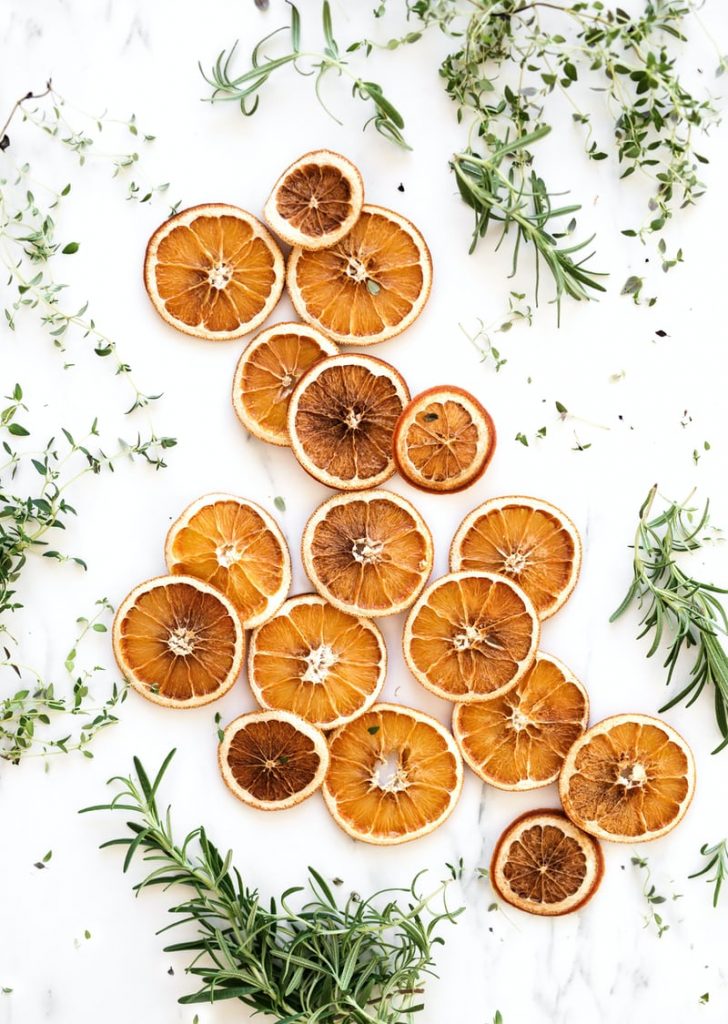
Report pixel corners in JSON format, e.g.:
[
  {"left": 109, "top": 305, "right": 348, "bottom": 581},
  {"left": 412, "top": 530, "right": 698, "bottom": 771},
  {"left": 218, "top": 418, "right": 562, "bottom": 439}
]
[
  {"left": 631, "top": 855, "right": 676, "bottom": 938},
  {"left": 689, "top": 840, "right": 728, "bottom": 907},
  {"left": 83, "top": 750, "right": 463, "bottom": 1022},
  {"left": 611, "top": 485, "right": 728, "bottom": 752}
]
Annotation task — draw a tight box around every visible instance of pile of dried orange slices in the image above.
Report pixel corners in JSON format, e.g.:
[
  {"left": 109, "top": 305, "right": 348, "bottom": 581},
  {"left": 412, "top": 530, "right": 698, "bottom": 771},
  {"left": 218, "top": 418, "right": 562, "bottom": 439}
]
[{"left": 118, "top": 151, "right": 696, "bottom": 918}]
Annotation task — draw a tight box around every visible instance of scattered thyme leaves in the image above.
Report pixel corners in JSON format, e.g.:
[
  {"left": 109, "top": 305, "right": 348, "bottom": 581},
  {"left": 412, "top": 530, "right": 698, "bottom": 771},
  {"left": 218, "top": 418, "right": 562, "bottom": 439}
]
[{"left": 631, "top": 855, "right": 677, "bottom": 938}]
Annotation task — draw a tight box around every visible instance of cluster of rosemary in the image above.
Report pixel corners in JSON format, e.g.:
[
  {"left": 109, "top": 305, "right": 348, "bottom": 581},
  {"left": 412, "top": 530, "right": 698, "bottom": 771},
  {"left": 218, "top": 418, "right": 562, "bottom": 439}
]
[
  {"left": 209, "top": 1, "right": 722, "bottom": 315},
  {"left": 611, "top": 485, "right": 728, "bottom": 752},
  {"left": 83, "top": 751, "right": 463, "bottom": 1022}
]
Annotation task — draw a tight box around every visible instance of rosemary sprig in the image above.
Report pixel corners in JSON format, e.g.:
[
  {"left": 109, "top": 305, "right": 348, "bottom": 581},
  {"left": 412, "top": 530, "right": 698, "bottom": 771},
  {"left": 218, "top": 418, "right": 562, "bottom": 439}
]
[
  {"left": 83, "top": 750, "right": 463, "bottom": 1022},
  {"left": 611, "top": 484, "right": 728, "bottom": 752},
  {"left": 689, "top": 840, "right": 728, "bottom": 907}
]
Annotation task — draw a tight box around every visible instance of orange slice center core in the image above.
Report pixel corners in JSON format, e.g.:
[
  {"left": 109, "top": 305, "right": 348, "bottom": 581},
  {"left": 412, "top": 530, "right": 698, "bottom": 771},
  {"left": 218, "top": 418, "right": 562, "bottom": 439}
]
[
  {"left": 616, "top": 758, "right": 648, "bottom": 790},
  {"left": 503, "top": 550, "right": 529, "bottom": 575},
  {"left": 208, "top": 261, "right": 233, "bottom": 290},
  {"left": 372, "top": 751, "right": 410, "bottom": 793},
  {"left": 453, "top": 623, "right": 500, "bottom": 652},
  {"left": 302, "top": 644, "right": 338, "bottom": 685},
  {"left": 166, "top": 626, "right": 198, "bottom": 657},
  {"left": 352, "top": 536, "right": 384, "bottom": 564}
]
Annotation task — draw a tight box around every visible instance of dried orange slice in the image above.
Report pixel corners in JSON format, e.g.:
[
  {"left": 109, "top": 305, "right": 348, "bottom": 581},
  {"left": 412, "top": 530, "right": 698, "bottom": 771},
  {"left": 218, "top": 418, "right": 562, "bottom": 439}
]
[
  {"left": 288, "top": 354, "right": 409, "bottom": 490},
  {"left": 287, "top": 204, "right": 432, "bottom": 345},
  {"left": 559, "top": 714, "right": 696, "bottom": 843},
  {"left": 165, "top": 494, "right": 291, "bottom": 629},
  {"left": 144, "top": 204, "right": 284, "bottom": 341},
  {"left": 232, "top": 322, "right": 337, "bottom": 447},
  {"left": 323, "top": 703, "right": 463, "bottom": 844},
  {"left": 490, "top": 810, "right": 604, "bottom": 917},
  {"left": 219, "top": 710, "right": 329, "bottom": 810},
  {"left": 450, "top": 496, "right": 582, "bottom": 620},
  {"left": 248, "top": 594, "right": 386, "bottom": 729},
  {"left": 393, "top": 386, "right": 496, "bottom": 493},
  {"left": 112, "top": 575, "right": 243, "bottom": 708},
  {"left": 302, "top": 490, "right": 433, "bottom": 618},
  {"left": 452, "top": 653, "right": 589, "bottom": 790},
  {"left": 264, "top": 150, "right": 364, "bottom": 250},
  {"left": 403, "top": 571, "right": 539, "bottom": 703}
]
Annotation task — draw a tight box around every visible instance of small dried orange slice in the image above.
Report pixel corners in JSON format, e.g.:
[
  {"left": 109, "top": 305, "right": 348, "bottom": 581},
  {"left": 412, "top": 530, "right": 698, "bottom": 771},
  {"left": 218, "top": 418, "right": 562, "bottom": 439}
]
[
  {"left": 323, "top": 703, "right": 463, "bottom": 845},
  {"left": 232, "top": 322, "right": 337, "bottom": 447},
  {"left": 559, "top": 714, "right": 696, "bottom": 843},
  {"left": 264, "top": 150, "right": 364, "bottom": 250},
  {"left": 490, "top": 810, "right": 604, "bottom": 916},
  {"left": 144, "top": 204, "right": 284, "bottom": 341},
  {"left": 165, "top": 493, "right": 291, "bottom": 629},
  {"left": 112, "top": 575, "right": 243, "bottom": 708},
  {"left": 403, "top": 571, "right": 540, "bottom": 703},
  {"left": 287, "top": 204, "right": 432, "bottom": 345},
  {"left": 393, "top": 386, "right": 496, "bottom": 494},
  {"left": 302, "top": 490, "right": 434, "bottom": 618},
  {"left": 288, "top": 353, "right": 409, "bottom": 490},
  {"left": 219, "top": 710, "right": 329, "bottom": 810},
  {"left": 450, "top": 496, "right": 582, "bottom": 620},
  {"left": 452, "top": 653, "right": 589, "bottom": 790},
  {"left": 248, "top": 594, "right": 386, "bottom": 729}
]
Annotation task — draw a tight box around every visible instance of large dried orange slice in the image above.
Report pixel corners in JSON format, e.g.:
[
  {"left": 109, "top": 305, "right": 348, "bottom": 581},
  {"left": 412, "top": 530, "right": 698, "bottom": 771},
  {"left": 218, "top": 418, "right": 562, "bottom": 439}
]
[
  {"left": 323, "top": 703, "right": 463, "bottom": 845},
  {"left": 287, "top": 204, "right": 432, "bottom": 345},
  {"left": 264, "top": 150, "right": 364, "bottom": 250},
  {"left": 490, "top": 810, "right": 604, "bottom": 916},
  {"left": 165, "top": 494, "right": 291, "bottom": 629},
  {"left": 219, "top": 710, "right": 328, "bottom": 810},
  {"left": 288, "top": 354, "right": 409, "bottom": 490},
  {"left": 112, "top": 575, "right": 243, "bottom": 708},
  {"left": 302, "top": 490, "right": 433, "bottom": 618},
  {"left": 232, "top": 322, "right": 338, "bottom": 447},
  {"left": 450, "top": 496, "right": 582, "bottom": 620},
  {"left": 393, "top": 386, "right": 496, "bottom": 494},
  {"left": 144, "top": 204, "right": 284, "bottom": 340},
  {"left": 452, "top": 653, "right": 589, "bottom": 790},
  {"left": 248, "top": 594, "right": 386, "bottom": 729},
  {"left": 403, "top": 571, "right": 539, "bottom": 703},
  {"left": 559, "top": 714, "right": 696, "bottom": 843}
]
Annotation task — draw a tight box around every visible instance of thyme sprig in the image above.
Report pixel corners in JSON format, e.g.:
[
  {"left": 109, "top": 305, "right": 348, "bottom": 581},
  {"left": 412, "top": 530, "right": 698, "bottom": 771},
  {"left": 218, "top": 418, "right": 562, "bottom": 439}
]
[
  {"left": 83, "top": 750, "right": 463, "bottom": 1022},
  {"left": 631, "top": 855, "right": 677, "bottom": 938},
  {"left": 611, "top": 485, "right": 728, "bottom": 752},
  {"left": 689, "top": 840, "right": 728, "bottom": 907}
]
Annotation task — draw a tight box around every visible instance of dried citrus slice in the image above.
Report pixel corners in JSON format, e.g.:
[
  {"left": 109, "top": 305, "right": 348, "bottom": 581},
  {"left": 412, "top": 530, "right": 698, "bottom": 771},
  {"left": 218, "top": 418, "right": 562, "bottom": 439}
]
[
  {"left": 288, "top": 354, "right": 409, "bottom": 490},
  {"left": 323, "top": 703, "right": 463, "bottom": 845},
  {"left": 490, "top": 810, "right": 604, "bottom": 916},
  {"left": 144, "top": 204, "right": 284, "bottom": 341},
  {"left": 559, "top": 714, "right": 696, "bottom": 843},
  {"left": 264, "top": 150, "right": 364, "bottom": 250},
  {"left": 219, "top": 710, "right": 329, "bottom": 810},
  {"left": 452, "top": 653, "right": 589, "bottom": 790},
  {"left": 302, "top": 490, "right": 434, "bottom": 618},
  {"left": 287, "top": 204, "right": 432, "bottom": 345},
  {"left": 450, "top": 496, "right": 582, "bottom": 620},
  {"left": 403, "top": 571, "right": 540, "bottom": 703},
  {"left": 248, "top": 594, "right": 386, "bottom": 729},
  {"left": 232, "top": 322, "right": 338, "bottom": 447},
  {"left": 393, "top": 386, "right": 496, "bottom": 494},
  {"left": 112, "top": 575, "right": 243, "bottom": 708},
  {"left": 165, "top": 494, "right": 291, "bottom": 629}
]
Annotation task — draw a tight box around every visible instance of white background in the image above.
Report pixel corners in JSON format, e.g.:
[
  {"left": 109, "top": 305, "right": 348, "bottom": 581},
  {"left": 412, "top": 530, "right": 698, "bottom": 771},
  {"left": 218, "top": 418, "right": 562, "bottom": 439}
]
[{"left": 2, "top": 1, "right": 728, "bottom": 1022}]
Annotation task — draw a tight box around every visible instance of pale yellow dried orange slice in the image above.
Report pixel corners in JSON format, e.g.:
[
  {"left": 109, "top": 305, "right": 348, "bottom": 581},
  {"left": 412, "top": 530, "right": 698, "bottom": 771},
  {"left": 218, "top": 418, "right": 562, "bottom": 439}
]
[
  {"left": 450, "top": 496, "right": 582, "bottom": 619},
  {"left": 302, "top": 490, "right": 433, "bottom": 618},
  {"left": 264, "top": 150, "right": 364, "bottom": 250},
  {"left": 287, "top": 204, "right": 432, "bottom": 345},
  {"left": 323, "top": 703, "right": 463, "bottom": 844},
  {"left": 452, "top": 653, "right": 589, "bottom": 790},
  {"left": 165, "top": 493, "right": 291, "bottom": 629},
  {"left": 112, "top": 575, "right": 243, "bottom": 708},
  {"left": 248, "top": 594, "right": 386, "bottom": 730},
  {"left": 403, "top": 571, "right": 540, "bottom": 703},
  {"left": 559, "top": 714, "right": 696, "bottom": 843},
  {"left": 393, "top": 386, "right": 496, "bottom": 493},
  {"left": 219, "top": 710, "right": 329, "bottom": 810},
  {"left": 490, "top": 810, "right": 604, "bottom": 916},
  {"left": 232, "top": 322, "right": 337, "bottom": 447},
  {"left": 288, "top": 353, "right": 409, "bottom": 490},
  {"left": 144, "top": 204, "right": 284, "bottom": 340}
]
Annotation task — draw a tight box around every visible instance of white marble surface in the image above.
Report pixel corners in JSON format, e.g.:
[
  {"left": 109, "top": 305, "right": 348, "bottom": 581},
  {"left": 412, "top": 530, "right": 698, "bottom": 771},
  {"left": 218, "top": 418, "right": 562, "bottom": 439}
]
[{"left": 2, "top": 2, "right": 728, "bottom": 1022}]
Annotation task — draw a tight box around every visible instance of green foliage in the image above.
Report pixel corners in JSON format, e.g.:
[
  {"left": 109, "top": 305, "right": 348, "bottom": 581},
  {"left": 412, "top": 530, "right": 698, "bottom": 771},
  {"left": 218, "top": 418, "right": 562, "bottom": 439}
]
[{"left": 690, "top": 839, "right": 728, "bottom": 907}]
